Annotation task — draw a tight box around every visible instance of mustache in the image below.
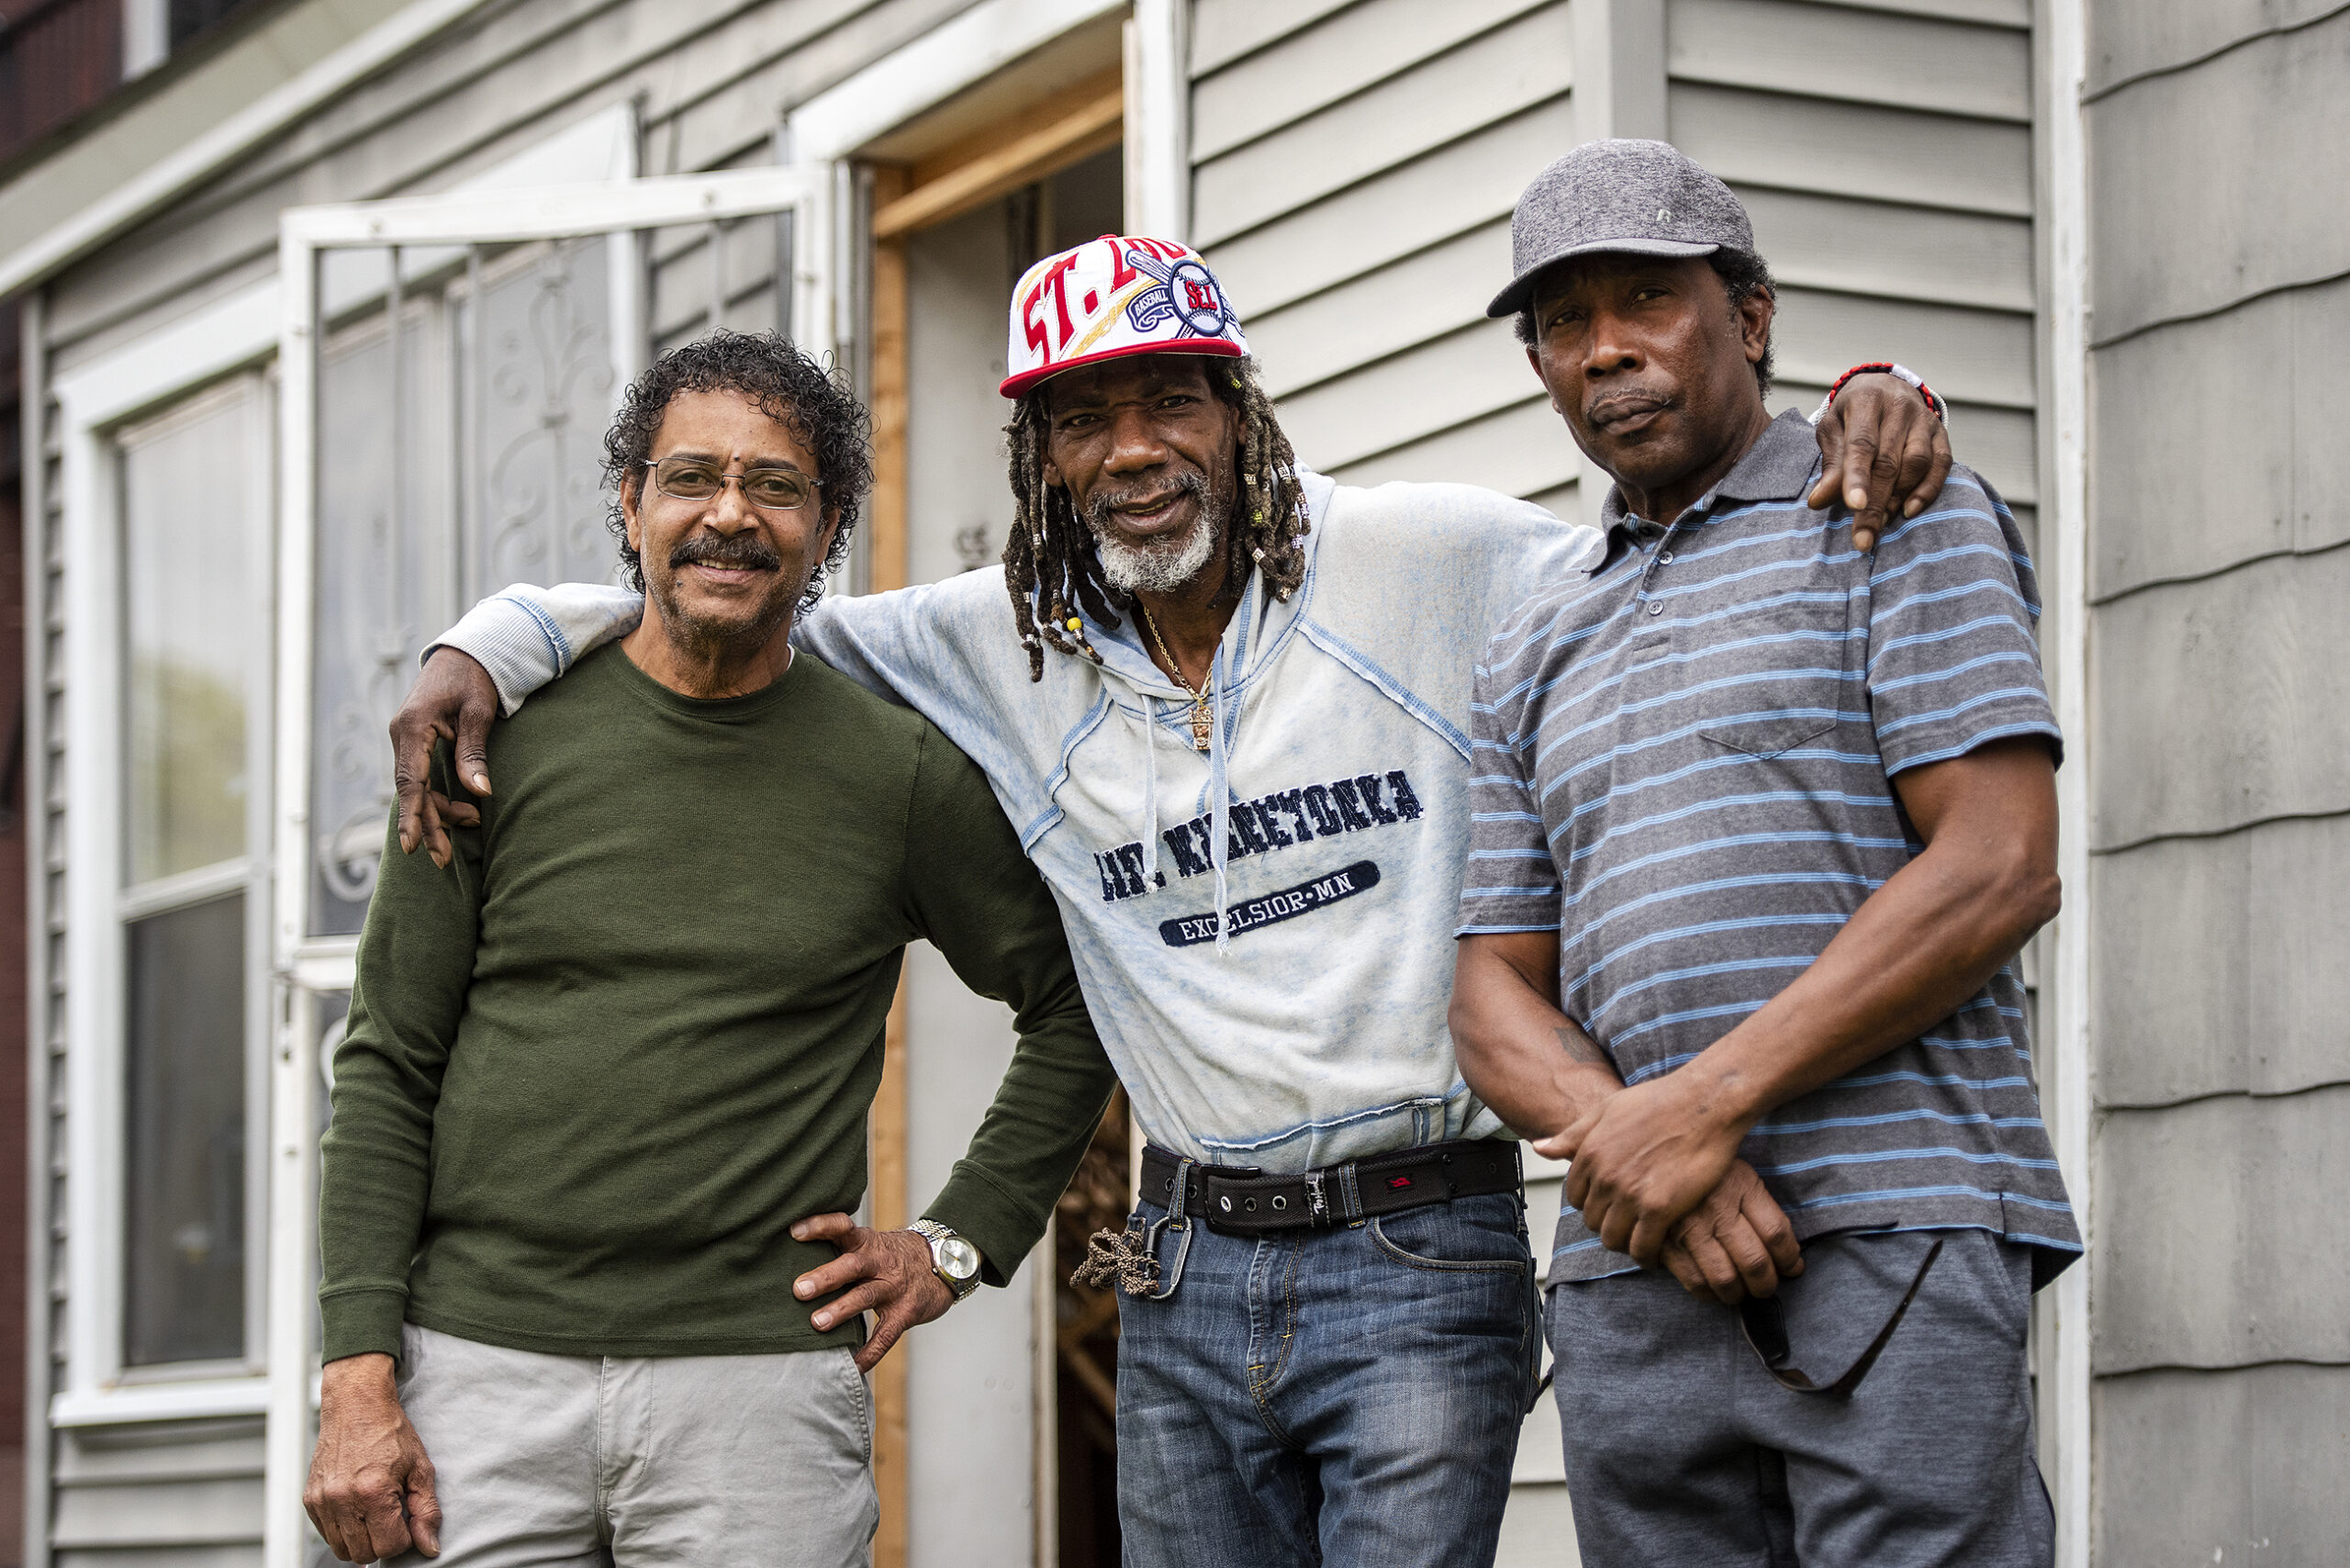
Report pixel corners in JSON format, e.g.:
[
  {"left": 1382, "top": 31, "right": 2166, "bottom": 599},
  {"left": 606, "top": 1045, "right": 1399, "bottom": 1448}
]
[
  {"left": 1085, "top": 470, "right": 1212, "bottom": 531},
  {"left": 1584, "top": 386, "right": 1674, "bottom": 425},
  {"left": 669, "top": 533, "right": 782, "bottom": 572}
]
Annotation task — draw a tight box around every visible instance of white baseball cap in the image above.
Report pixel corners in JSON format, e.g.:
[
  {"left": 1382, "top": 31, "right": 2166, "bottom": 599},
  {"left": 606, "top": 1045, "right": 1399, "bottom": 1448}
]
[{"left": 1001, "top": 234, "right": 1249, "bottom": 399}]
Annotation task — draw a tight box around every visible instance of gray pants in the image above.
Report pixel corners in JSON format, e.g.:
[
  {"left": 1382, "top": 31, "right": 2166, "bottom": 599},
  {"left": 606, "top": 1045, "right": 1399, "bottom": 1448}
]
[
  {"left": 383, "top": 1324, "right": 878, "bottom": 1567},
  {"left": 1549, "top": 1227, "right": 2053, "bottom": 1568}
]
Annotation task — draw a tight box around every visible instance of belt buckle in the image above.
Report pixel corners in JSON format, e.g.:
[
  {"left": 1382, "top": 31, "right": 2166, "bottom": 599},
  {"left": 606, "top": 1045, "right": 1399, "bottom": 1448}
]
[{"left": 1304, "top": 1170, "right": 1329, "bottom": 1225}]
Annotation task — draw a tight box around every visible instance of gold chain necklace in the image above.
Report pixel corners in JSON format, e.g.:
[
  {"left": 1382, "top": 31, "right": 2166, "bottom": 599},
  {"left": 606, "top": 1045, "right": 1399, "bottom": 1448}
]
[{"left": 1138, "top": 602, "right": 1214, "bottom": 752}]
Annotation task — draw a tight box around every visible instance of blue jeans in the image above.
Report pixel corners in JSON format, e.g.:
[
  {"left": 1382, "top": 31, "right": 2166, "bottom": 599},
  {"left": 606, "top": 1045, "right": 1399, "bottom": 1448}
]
[{"left": 1113, "top": 1190, "right": 1537, "bottom": 1568}]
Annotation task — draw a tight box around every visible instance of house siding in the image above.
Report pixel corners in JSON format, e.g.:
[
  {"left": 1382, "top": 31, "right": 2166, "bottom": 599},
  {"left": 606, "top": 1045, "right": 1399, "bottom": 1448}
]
[
  {"left": 1189, "top": 0, "right": 1579, "bottom": 515},
  {"left": 1668, "top": 0, "right": 2038, "bottom": 541},
  {"left": 2083, "top": 0, "right": 2350, "bottom": 1559},
  {"left": 41, "top": 0, "right": 975, "bottom": 375}
]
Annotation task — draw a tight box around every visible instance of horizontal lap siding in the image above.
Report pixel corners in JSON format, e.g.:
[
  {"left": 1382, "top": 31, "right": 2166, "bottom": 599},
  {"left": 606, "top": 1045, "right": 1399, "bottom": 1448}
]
[
  {"left": 48, "top": 0, "right": 971, "bottom": 367},
  {"left": 50, "top": 1420, "right": 265, "bottom": 1561},
  {"left": 1666, "top": 0, "right": 2039, "bottom": 535},
  {"left": 2089, "top": 276, "right": 2350, "bottom": 599},
  {"left": 2085, "top": 3, "right": 2350, "bottom": 1559},
  {"left": 2091, "top": 816, "right": 2350, "bottom": 1106},
  {"left": 1188, "top": 0, "right": 1578, "bottom": 510}
]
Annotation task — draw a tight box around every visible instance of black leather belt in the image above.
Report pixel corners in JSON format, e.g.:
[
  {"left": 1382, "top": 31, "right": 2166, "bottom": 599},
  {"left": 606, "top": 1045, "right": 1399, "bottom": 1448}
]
[{"left": 1140, "top": 1139, "right": 1521, "bottom": 1237}]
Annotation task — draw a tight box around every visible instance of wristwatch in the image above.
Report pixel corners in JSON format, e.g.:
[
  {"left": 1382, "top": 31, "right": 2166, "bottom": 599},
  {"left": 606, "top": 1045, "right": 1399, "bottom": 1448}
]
[{"left": 908, "top": 1219, "right": 983, "bottom": 1303}]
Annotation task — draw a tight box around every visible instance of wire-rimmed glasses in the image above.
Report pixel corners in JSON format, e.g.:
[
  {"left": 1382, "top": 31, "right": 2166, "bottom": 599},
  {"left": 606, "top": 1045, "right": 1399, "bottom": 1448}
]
[{"left": 639, "top": 457, "right": 822, "bottom": 513}]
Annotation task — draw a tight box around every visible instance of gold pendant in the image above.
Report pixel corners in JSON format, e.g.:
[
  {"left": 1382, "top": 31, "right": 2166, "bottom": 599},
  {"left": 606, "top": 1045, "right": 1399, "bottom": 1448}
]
[{"left": 1190, "top": 700, "right": 1212, "bottom": 751}]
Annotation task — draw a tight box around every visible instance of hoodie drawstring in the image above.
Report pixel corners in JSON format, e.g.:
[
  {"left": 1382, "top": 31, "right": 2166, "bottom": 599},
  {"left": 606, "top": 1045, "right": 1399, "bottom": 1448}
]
[
  {"left": 1140, "top": 695, "right": 1160, "bottom": 883},
  {"left": 1209, "top": 641, "right": 1232, "bottom": 952}
]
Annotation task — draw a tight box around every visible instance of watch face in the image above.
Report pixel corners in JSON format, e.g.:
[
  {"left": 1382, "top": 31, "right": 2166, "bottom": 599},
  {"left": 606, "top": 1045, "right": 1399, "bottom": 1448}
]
[{"left": 937, "top": 1236, "right": 981, "bottom": 1281}]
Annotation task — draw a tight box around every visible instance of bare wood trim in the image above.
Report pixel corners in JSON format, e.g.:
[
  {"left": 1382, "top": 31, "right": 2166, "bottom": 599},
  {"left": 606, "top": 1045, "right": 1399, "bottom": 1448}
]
[
  {"left": 869, "top": 976, "right": 911, "bottom": 1568},
  {"left": 864, "top": 159, "right": 912, "bottom": 1568},
  {"left": 867, "top": 164, "right": 912, "bottom": 597},
  {"left": 873, "top": 71, "right": 1125, "bottom": 240}
]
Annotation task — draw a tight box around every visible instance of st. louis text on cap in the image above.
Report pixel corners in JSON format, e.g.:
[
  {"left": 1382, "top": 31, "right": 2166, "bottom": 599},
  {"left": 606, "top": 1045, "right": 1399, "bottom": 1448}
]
[
  {"left": 1486, "top": 139, "right": 1754, "bottom": 318},
  {"left": 1001, "top": 235, "right": 1249, "bottom": 399}
]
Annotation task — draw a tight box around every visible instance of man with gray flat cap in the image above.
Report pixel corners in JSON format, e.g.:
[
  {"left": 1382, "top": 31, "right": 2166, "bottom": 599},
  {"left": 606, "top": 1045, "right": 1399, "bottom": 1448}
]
[{"left": 1449, "top": 139, "right": 2075, "bottom": 1566}]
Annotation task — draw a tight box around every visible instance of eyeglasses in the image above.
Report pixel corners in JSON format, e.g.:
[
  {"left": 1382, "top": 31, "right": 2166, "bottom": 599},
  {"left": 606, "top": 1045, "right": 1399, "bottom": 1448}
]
[{"left": 640, "top": 457, "right": 822, "bottom": 513}]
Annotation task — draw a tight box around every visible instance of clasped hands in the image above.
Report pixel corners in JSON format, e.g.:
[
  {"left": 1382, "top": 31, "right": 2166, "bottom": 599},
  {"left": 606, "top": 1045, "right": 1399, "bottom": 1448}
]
[{"left": 1537, "top": 1073, "right": 1803, "bottom": 1305}]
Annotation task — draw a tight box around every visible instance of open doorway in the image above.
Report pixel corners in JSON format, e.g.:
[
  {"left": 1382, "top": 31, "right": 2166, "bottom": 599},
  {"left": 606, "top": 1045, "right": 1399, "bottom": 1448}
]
[{"left": 852, "top": 28, "right": 1132, "bottom": 1567}]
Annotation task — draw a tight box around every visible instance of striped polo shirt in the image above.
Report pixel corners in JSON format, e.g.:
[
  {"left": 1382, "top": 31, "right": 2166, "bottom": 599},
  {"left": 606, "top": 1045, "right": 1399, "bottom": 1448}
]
[{"left": 1460, "top": 410, "right": 2080, "bottom": 1285}]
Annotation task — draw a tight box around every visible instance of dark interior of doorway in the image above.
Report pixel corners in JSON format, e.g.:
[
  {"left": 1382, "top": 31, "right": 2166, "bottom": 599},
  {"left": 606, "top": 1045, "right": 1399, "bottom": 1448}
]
[{"left": 1055, "top": 1089, "right": 1129, "bottom": 1568}]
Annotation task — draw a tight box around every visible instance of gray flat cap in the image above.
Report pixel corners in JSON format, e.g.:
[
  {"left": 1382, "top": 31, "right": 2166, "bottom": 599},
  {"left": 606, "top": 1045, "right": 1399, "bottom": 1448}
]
[{"left": 1486, "top": 139, "right": 1753, "bottom": 318}]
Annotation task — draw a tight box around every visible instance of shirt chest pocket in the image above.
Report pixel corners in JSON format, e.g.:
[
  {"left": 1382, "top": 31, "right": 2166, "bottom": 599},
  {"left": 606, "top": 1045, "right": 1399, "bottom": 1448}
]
[
  {"left": 1659, "top": 567, "right": 1876, "bottom": 774},
  {"left": 1693, "top": 635, "right": 1872, "bottom": 771}
]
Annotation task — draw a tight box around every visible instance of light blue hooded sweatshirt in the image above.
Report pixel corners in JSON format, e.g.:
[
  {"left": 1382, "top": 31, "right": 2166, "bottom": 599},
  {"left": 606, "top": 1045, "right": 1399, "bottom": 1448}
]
[{"left": 437, "top": 470, "right": 1603, "bottom": 1172}]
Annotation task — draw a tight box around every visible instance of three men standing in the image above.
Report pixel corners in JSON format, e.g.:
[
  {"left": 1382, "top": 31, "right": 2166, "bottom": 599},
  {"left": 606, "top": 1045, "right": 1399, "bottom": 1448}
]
[{"left": 354, "top": 141, "right": 2032, "bottom": 1565}]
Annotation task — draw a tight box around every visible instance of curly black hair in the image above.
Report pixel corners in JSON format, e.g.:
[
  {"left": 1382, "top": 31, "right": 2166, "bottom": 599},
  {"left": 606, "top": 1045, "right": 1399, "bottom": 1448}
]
[
  {"left": 1512, "top": 248, "right": 1776, "bottom": 397},
  {"left": 1001, "top": 355, "right": 1308, "bottom": 681},
  {"left": 600, "top": 330, "right": 873, "bottom": 611}
]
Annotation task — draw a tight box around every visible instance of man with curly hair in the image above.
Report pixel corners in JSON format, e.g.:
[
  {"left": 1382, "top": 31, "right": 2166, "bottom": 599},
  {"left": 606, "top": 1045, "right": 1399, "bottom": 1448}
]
[
  {"left": 303, "top": 333, "right": 1115, "bottom": 1566},
  {"left": 389, "top": 230, "right": 1954, "bottom": 1564}
]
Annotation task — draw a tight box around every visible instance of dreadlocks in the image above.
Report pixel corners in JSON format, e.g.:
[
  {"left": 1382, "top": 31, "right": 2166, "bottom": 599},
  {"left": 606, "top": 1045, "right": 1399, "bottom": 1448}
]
[{"left": 1001, "top": 355, "right": 1311, "bottom": 681}]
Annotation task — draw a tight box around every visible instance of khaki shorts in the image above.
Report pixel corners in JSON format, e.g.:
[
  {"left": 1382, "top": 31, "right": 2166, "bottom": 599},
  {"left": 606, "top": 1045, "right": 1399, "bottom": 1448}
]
[{"left": 378, "top": 1323, "right": 878, "bottom": 1567}]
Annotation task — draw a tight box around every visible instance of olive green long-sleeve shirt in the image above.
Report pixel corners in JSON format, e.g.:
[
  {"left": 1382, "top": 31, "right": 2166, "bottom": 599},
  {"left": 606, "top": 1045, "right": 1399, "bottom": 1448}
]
[{"left": 319, "top": 643, "right": 1115, "bottom": 1363}]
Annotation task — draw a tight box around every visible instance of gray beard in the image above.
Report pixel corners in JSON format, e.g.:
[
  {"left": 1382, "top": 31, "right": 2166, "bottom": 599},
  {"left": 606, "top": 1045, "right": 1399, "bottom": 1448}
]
[
  {"left": 1087, "top": 469, "right": 1224, "bottom": 596},
  {"left": 1094, "top": 511, "right": 1217, "bottom": 595}
]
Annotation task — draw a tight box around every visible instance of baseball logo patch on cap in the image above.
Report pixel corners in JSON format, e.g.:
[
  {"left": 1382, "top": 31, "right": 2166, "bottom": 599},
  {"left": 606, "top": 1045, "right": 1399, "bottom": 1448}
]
[{"left": 1000, "top": 235, "right": 1249, "bottom": 399}]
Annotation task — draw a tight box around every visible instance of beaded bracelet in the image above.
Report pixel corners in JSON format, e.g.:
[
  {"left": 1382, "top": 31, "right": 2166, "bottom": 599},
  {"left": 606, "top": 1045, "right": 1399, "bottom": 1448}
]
[{"left": 1808, "top": 362, "right": 1947, "bottom": 425}]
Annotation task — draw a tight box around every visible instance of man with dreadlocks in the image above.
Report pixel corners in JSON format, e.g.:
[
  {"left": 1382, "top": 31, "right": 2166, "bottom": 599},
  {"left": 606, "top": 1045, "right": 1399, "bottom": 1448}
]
[{"left": 386, "top": 225, "right": 1953, "bottom": 1563}]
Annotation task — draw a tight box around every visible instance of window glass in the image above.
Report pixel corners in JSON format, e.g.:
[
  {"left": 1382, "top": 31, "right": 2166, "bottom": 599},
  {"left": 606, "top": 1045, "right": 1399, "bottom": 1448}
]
[
  {"left": 312, "top": 310, "right": 449, "bottom": 934},
  {"left": 121, "top": 387, "right": 260, "bottom": 885},
  {"left": 122, "top": 894, "right": 247, "bottom": 1367}
]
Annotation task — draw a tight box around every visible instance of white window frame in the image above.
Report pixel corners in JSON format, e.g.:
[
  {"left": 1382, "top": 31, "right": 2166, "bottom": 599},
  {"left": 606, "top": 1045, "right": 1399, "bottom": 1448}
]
[{"left": 51, "top": 291, "right": 285, "bottom": 1429}]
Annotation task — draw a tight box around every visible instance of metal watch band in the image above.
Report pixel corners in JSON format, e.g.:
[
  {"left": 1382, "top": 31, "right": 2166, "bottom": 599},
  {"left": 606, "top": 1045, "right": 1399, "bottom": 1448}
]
[{"left": 908, "top": 1218, "right": 982, "bottom": 1300}]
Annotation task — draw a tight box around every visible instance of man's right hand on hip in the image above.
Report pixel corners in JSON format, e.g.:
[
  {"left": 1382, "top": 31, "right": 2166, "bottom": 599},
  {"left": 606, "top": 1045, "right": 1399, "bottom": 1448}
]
[{"left": 306, "top": 1352, "right": 442, "bottom": 1562}]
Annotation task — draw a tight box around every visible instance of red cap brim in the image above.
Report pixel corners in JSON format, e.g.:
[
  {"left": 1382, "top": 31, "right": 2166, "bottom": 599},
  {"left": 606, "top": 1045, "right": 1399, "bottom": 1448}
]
[{"left": 999, "top": 337, "right": 1248, "bottom": 400}]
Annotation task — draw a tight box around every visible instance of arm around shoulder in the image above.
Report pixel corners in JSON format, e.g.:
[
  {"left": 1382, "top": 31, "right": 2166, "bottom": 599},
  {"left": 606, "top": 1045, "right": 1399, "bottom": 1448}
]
[{"left": 431, "top": 582, "right": 644, "bottom": 716}]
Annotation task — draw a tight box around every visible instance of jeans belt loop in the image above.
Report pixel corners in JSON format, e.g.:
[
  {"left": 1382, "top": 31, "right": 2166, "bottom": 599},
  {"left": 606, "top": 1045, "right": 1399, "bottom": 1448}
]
[
  {"left": 1168, "top": 1156, "right": 1196, "bottom": 1227},
  {"left": 1337, "top": 1162, "right": 1365, "bottom": 1223}
]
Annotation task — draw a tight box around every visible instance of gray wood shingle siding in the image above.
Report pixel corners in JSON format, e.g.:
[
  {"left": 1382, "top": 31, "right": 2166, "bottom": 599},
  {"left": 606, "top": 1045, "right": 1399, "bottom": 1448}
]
[
  {"left": 2084, "top": 0, "right": 2350, "bottom": 1557},
  {"left": 2095, "top": 1363, "right": 2350, "bottom": 1568}
]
